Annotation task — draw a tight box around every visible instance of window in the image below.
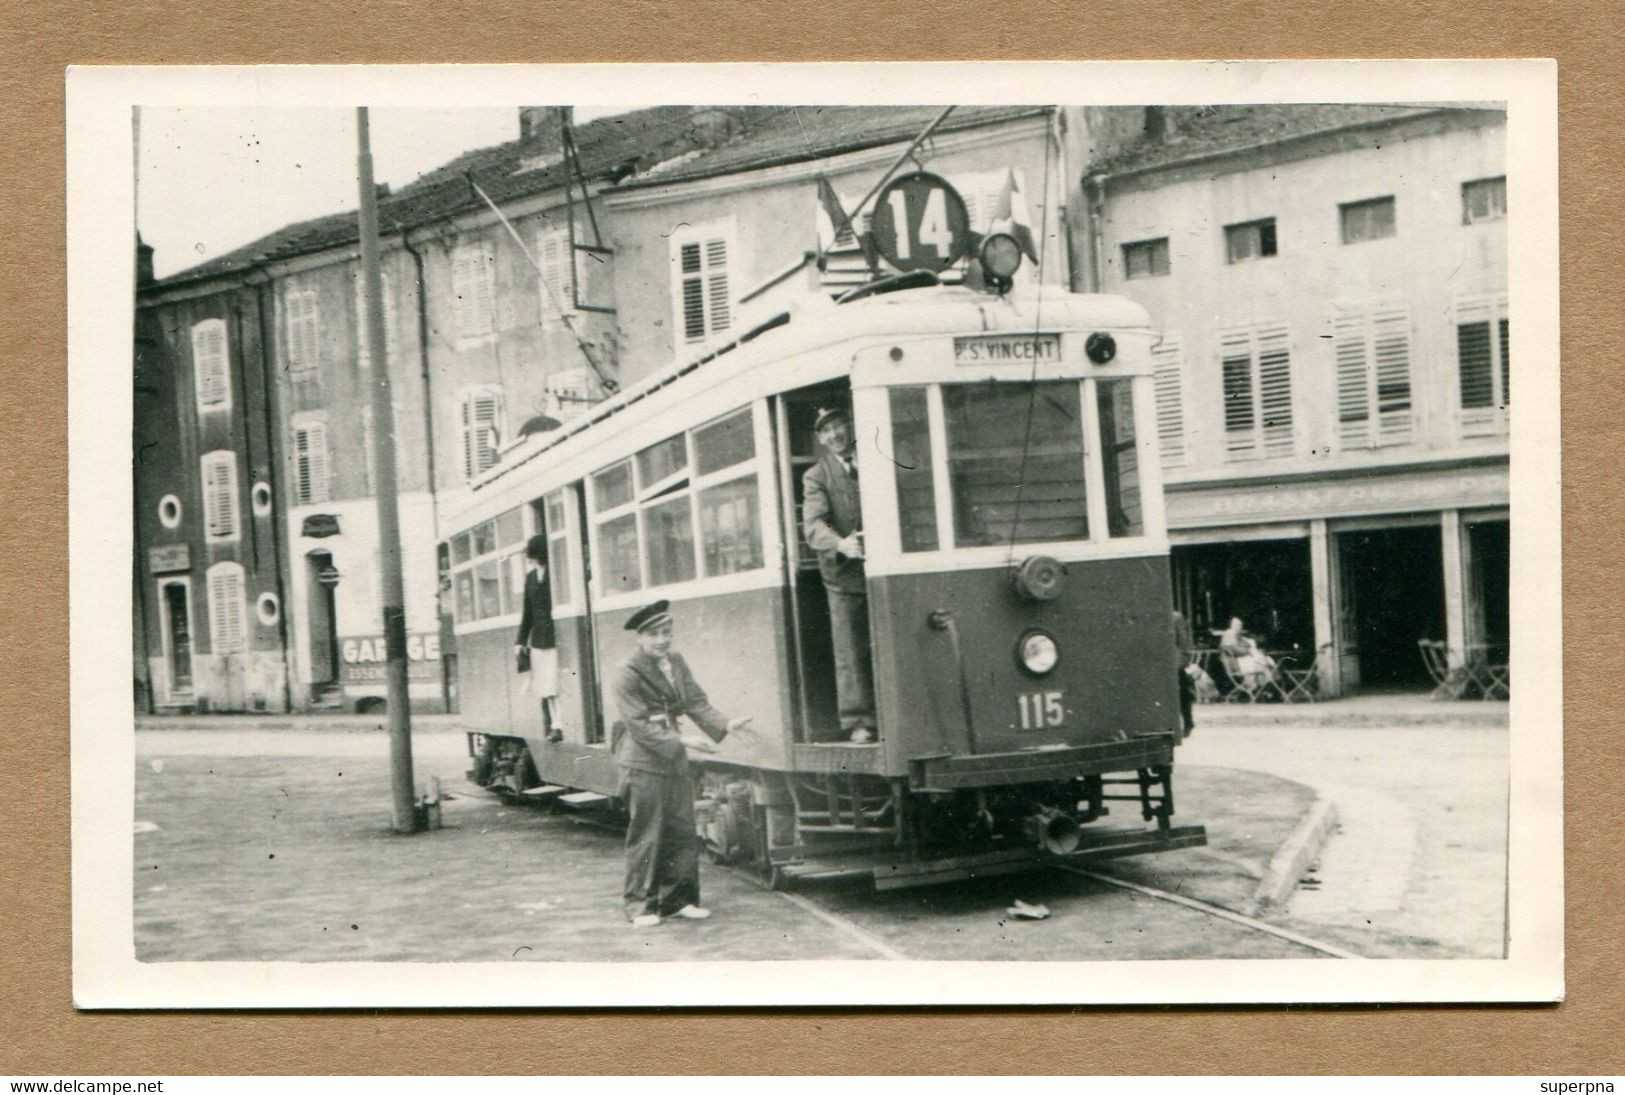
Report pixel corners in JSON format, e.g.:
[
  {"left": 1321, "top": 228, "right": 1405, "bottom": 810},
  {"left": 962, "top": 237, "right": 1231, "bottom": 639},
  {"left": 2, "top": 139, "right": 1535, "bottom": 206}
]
[
  {"left": 200, "top": 450, "right": 239, "bottom": 541},
  {"left": 206, "top": 561, "right": 247, "bottom": 655},
  {"left": 889, "top": 387, "right": 939, "bottom": 552},
  {"left": 1122, "top": 238, "right": 1171, "bottom": 279},
  {"left": 447, "top": 506, "right": 527, "bottom": 625},
  {"left": 1463, "top": 177, "right": 1507, "bottom": 224},
  {"left": 1096, "top": 379, "right": 1143, "bottom": 538},
  {"left": 460, "top": 387, "right": 505, "bottom": 480},
  {"left": 452, "top": 241, "right": 496, "bottom": 339},
  {"left": 544, "top": 490, "right": 572, "bottom": 608},
  {"left": 1225, "top": 219, "right": 1277, "bottom": 263},
  {"left": 354, "top": 265, "right": 398, "bottom": 368},
  {"left": 158, "top": 494, "right": 182, "bottom": 529},
  {"left": 1334, "top": 303, "right": 1413, "bottom": 448},
  {"left": 285, "top": 289, "right": 320, "bottom": 370},
  {"left": 536, "top": 225, "right": 576, "bottom": 327},
  {"left": 672, "top": 225, "right": 732, "bottom": 344},
  {"left": 1151, "top": 336, "right": 1185, "bottom": 470},
  {"left": 590, "top": 407, "right": 764, "bottom": 594},
  {"left": 943, "top": 381, "right": 1087, "bottom": 547},
  {"left": 191, "top": 319, "right": 230, "bottom": 412},
  {"left": 1340, "top": 197, "right": 1396, "bottom": 244},
  {"left": 1219, "top": 324, "right": 1293, "bottom": 460},
  {"left": 291, "top": 418, "right": 330, "bottom": 505},
  {"left": 1456, "top": 293, "right": 1510, "bottom": 439}
]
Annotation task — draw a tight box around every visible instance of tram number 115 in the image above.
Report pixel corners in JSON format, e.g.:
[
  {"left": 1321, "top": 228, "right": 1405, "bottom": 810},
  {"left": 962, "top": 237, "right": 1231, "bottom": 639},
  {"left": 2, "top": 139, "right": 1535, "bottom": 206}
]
[{"left": 1017, "top": 690, "right": 1066, "bottom": 731}]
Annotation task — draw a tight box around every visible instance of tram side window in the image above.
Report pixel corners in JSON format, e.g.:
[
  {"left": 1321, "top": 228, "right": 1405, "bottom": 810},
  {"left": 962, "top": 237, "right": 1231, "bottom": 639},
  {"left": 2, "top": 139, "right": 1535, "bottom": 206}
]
[
  {"left": 942, "top": 381, "right": 1088, "bottom": 547},
  {"left": 589, "top": 408, "right": 765, "bottom": 595},
  {"left": 889, "top": 387, "right": 939, "bottom": 552},
  {"left": 448, "top": 506, "right": 528, "bottom": 624},
  {"left": 544, "top": 490, "right": 572, "bottom": 607},
  {"left": 1096, "top": 379, "right": 1144, "bottom": 538}
]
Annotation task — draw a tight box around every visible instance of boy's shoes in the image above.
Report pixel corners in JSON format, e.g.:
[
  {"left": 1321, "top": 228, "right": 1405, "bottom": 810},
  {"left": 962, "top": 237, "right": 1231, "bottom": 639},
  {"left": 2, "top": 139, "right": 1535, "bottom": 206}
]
[
  {"left": 631, "top": 913, "right": 661, "bottom": 928},
  {"left": 669, "top": 905, "right": 711, "bottom": 920}
]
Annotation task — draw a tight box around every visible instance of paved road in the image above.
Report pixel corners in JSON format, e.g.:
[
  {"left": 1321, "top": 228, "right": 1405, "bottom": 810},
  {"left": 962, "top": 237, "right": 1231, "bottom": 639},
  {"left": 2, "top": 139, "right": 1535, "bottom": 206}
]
[
  {"left": 1176, "top": 718, "right": 1509, "bottom": 958},
  {"left": 133, "top": 729, "right": 1321, "bottom": 963}
]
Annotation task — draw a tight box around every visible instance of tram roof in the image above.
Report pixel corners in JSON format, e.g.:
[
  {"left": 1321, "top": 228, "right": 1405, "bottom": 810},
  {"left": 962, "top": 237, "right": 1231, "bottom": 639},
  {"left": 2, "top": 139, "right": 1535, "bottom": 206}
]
[{"left": 447, "top": 283, "right": 1151, "bottom": 525}]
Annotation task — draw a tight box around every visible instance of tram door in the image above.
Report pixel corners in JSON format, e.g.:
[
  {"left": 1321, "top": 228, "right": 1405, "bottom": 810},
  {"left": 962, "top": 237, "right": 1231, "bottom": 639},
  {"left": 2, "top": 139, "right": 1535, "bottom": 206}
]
[{"left": 775, "top": 381, "right": 850, "bottom": 742}]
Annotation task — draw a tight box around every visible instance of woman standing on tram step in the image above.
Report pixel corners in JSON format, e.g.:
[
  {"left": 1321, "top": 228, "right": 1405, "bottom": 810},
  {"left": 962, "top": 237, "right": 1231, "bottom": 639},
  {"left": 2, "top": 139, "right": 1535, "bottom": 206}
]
[{"left": 514, "top": 534, "right": 561, "bottom": 741}]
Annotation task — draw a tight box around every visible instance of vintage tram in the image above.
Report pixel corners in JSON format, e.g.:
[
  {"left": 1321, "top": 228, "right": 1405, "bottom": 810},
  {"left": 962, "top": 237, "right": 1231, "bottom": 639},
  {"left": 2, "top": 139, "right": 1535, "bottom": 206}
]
[{"left": 444, "top": 271, "right": 1206, "bottom": 890}]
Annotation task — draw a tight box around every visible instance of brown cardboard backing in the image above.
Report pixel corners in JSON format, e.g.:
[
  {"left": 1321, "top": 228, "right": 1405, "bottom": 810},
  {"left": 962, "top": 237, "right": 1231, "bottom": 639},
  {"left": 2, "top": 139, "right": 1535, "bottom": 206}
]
[{"left": 4, "top": 1, "right": 1621, "bottom": 1075}]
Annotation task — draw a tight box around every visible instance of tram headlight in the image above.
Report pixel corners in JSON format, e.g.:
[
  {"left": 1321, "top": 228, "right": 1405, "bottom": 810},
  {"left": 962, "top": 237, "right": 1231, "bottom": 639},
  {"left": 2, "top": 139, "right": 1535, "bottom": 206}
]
[
  {"left": 1017, "top": 629, "right": 1060, "bottom": 677},
  {"left": 980, "top": 233, "right": 1024, "bottom": 282}
]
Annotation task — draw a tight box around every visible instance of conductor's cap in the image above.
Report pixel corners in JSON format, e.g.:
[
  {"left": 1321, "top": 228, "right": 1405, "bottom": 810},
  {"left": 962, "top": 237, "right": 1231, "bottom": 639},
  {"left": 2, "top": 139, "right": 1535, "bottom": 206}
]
[
  {"left": 813, "top": 405, "right": 850, "bottom": 433},
  {"left": 625, "top": 599, "right": 672, "bottom": 633}
]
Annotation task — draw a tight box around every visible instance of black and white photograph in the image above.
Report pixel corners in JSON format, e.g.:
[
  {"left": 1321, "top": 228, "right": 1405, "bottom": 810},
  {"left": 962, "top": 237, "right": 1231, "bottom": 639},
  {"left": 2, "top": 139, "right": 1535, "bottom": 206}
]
[{"left": 68, "top": 61, "right": 1562, "bottom": 1007}]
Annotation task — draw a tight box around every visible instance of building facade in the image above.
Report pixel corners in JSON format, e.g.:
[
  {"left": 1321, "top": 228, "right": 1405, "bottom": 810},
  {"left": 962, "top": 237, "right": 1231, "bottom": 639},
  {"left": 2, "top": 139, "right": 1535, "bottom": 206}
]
[{"left": 1093, "top": 106, "right": 1509, "bottom": 692}]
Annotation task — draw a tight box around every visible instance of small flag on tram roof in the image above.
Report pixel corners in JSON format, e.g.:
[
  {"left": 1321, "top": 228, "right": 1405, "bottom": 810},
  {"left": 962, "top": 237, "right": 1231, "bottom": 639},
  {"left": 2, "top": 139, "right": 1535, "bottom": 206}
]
[
  {"left": 988, "top": 168, "right": 1039, "bottom": 263},
  {"left": 816, "top": 176, "right": 859, "bottom": 250}
]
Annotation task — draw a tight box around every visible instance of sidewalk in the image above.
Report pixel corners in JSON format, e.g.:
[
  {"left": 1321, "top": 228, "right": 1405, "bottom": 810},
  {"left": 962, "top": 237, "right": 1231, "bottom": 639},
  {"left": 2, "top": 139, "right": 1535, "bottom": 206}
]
[
  {"left": 137, "top": 711, "right": 473, "bottom": 734},
  {"left": 1193, "top": 691, "right": 1507, "bottom": 729}
]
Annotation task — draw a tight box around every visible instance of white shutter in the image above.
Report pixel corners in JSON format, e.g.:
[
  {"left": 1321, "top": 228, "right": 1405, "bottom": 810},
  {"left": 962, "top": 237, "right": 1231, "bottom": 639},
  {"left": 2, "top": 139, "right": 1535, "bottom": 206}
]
[
  {"left": 1455, "top": 293, "right": 1508, "bottom": 439},
  {"left": 191, "top": 320, "right": 230, "bottom": 410},
  {"left": 675, "top": 228, "right": 733, "bottom": 344},
  {"left": 537, "top": 227, "right": 576, "bottom": 326},
  {"left": 207, "top": 562, "right": 247, "bottom": 655},
  {"left": 1218, "top": 328, "right": 1258, "bottom": 459},
  {"left": 201, "top": 451, "right": 239, "bottom": 540},
  {"left": 705, "top": 237, "right": 730, "bottom": 335},
  {"left": 356, "top": 267, "right": 396, "bottom": 368},
  {"left": 1337, "top": 304, "right": 1412, "bottom": 449},
  {"left": 286, "top": 291, "right": 319, "bottom": 368},
  {"left": 461, "top": 388, "right": 504, "bottom": 479},
  {"left": 1334, "top": 307, "right": 1372, "bottom": 449},
  {"left": 1257, "top": 325, "right": 1293, "bottom": 457},
  {"left": 453, "top": 243, "right": 495, "bottom": 338},
  {"left": 1371, "top": 305, "right": 1412, "bottom": 446},
  {"left": 1152, "top": 336, "right": 1186, "bottom": 470},
  {"left": 292, "top": 422, "right": 329, "bottom": 505}
]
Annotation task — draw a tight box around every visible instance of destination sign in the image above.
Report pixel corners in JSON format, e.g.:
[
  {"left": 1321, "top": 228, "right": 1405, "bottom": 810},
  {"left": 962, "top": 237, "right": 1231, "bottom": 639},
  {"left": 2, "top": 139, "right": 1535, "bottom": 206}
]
[{"left": 953, "top": 333, "right": 1062, "bottom": 365}]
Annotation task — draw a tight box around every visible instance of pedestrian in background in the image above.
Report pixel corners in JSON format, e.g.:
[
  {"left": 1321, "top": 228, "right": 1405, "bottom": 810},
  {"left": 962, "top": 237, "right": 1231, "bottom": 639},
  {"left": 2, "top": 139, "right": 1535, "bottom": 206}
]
[{"left": 611, "top": 600, "right": 755, "bottom": 928}]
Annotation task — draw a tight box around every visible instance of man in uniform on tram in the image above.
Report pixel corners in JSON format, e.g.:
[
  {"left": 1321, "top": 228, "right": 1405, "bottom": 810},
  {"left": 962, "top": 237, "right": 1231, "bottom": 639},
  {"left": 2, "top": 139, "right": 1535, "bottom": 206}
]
[
  {"left": 611, "top": 600, "right": 755, "bottom": 928},
  {"left": 802, "top": 405, "right": 877, "bottom": 744}
]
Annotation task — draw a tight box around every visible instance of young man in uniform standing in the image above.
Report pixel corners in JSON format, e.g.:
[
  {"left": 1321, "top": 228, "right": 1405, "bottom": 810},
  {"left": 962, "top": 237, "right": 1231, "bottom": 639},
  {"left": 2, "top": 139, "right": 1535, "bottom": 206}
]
[
  {"left": 802, "top": 405, "right": 877, "bottom": 743},
  {"left": 611, "top": 600, "right": 755, "bottom": 927}
]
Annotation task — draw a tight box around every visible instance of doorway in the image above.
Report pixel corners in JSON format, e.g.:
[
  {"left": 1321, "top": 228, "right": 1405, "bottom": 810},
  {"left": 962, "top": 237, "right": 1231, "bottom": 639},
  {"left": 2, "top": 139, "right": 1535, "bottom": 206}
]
[
  {"left": 777, "top": 380, "right": 852, "bottom": 743},
  {"left": 1467, "top": 519, "right": 1510, "bottom": 663},
  {"left": 159, "top": 579, "right": 194, "bottom": 698},
  {"left": 304, "top": 550, "right": 340, "bottom": 699},
  {"left": 1337, "top": 525, "right": 1445, "bottom": 690}
]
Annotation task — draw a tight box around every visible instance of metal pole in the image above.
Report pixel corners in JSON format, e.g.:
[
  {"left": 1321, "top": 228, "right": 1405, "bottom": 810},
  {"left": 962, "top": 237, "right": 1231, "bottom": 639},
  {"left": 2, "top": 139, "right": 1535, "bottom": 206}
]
[
  {"left": 847, "top": 106, "right": 956, "bottom": 220},
  {"left": 356, "top": 107, "right": 419, "bottom": 833}
]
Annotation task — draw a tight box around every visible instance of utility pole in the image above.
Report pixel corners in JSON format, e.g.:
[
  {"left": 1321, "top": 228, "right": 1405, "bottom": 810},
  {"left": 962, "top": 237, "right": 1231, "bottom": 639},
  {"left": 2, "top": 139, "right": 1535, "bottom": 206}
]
[{"left": 356, "top": 107, "right": 419, "bottom": 833}]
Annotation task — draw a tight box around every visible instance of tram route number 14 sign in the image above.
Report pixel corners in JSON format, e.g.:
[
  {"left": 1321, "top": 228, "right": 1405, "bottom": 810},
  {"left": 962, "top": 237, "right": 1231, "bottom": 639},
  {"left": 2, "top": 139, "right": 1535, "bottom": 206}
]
[{"left": 869, "top": 171, "right": 973, "bottom": 274}]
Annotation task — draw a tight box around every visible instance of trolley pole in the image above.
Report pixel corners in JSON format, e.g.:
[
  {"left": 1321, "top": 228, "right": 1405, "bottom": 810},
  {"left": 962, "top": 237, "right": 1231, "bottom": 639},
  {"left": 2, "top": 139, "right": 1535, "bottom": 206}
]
[{"left": 356, "top": 107, "right": 419, "bottom": 833}]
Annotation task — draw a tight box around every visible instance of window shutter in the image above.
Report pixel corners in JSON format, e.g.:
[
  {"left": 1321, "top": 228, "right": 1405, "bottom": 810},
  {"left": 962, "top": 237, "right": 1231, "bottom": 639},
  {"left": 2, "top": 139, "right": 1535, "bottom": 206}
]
[
  {"left": 473, "top": 242, "right": 495, "bottom": 334},
  {"left": 208, "top": 563, "right": 246, "bottom": 654},
  {"left": 453, "top": 244, "right": 495, "bottom": 339},
  {"left": 1256, "top": 325, "right": 1293, "bottom": 457},
  {"left": 1152, "top": 336, "right": 1185, "bottom": 469},
  {"left": 1498, "top": 315, "right": 1510, "bottom": 409},
  {"left": 462, "top": 389, "right": 504, "bottom": 479},
  {"left": 293, "top": 422, "right": 329, "bottom": 505},
  {"left": 538, "top": 228, "right": 576, "bottom": 325},
  {"left": 202, "top": 452, "right": 238, "bottom": 539},
  {"left": 1371, "top": 306, "right": 1412, "bottom": 446},
  {"left": 1334, "top": 308, "right": 1372, "bottom": 449},
  {"left": 192, "top": 320, "right": 229, "bottom": 410},
  {"left": 1455, "top": 295, "right": 1508, "bottom": 439},
  {"left": 356, "top": 267, "right": 395, "bottom": 368},
  {"left": 1219, "top": 328, "right": 1256, "bottom": 458},
  {"left": 705, "top": 237, "right": 730, "bottom": 334}
]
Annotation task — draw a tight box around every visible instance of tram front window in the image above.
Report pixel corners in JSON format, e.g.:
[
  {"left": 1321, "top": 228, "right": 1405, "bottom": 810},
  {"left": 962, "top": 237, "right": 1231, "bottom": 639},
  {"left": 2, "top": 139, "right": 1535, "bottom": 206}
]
[
  {"left": 942, "top": 380, "right": 1088, "bottom": 547},
  {"left": 1096, "top": 378, "right": 1144, "bottom": 538},
  {"left": 889, "top": 387, "right": 939, "bottom": 552}
]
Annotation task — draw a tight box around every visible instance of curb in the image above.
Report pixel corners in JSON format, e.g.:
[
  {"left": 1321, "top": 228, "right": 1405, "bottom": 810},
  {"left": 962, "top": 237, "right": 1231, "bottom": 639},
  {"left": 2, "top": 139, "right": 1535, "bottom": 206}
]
[{"left": 1245, "top": 797, "right": 1338, "bottom": 916}]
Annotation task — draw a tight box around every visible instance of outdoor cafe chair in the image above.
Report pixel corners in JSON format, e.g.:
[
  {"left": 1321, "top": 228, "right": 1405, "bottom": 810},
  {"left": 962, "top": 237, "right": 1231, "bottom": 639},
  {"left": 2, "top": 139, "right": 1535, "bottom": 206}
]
[
  {"left": 1220, "top": 648, "right": 1285, "bottom": 703},
  {"left": 1463, "top": 645, "right": 1510, "bottom": 701},
  {"left": 1417, "top": 639, "right": 1469, "bottom": 700},
  {"left": 1277, "top": 643, "right": 1334, "bottom": 703}
]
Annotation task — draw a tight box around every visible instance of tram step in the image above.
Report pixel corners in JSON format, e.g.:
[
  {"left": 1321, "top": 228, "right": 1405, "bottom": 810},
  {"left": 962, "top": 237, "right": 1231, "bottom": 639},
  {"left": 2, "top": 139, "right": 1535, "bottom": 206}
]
[
  {"left": 557, "top": 791, "right": 612, "bottom": 808},
  {"left": 522, "top": 784, "right": 567, "bottom": 798}
]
